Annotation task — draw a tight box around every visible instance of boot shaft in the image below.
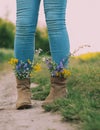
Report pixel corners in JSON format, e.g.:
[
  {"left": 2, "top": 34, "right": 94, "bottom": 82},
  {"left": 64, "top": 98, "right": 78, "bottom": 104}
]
[
  {"left": 51, "top": 77, "right": 67, "bottom": 89},
  {"left": 16, "top": 78, "right": 30, "bottom": 89},
  {"left": 16, "top": 78, "right": 32, "bottom": 109},
  {"left": 42, "top": 77, "right": 67, "bottom": 106}
]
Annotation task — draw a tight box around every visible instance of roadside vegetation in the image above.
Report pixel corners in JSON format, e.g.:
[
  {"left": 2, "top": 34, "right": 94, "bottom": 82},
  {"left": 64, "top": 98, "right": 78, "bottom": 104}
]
[
  {"left": 31, "top": 52, "right": 100, "bottom": 130},
  {"left": 0, "top": 18, "right": 100, "bottom": 130}
]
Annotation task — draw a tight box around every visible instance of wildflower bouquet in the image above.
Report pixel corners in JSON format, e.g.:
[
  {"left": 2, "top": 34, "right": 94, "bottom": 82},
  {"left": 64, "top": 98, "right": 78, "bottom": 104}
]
[
  {"left": 45, "top": 58, "right": 71, "bottom": 79},
  {"left": 8, "top": 58, "right": 41, "bottom": 80}
]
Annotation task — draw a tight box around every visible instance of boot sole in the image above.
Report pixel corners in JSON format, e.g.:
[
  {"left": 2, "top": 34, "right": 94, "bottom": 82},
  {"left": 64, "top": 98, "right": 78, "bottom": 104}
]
[
  {"left": 16, "top": 103, "right": 32, "bottom": 110},
  {"left": 42, "top": 95, "right": 67, "bottom": 107},
  {"left": 42, "top": 100, "right": 53, "bottom": 107}
]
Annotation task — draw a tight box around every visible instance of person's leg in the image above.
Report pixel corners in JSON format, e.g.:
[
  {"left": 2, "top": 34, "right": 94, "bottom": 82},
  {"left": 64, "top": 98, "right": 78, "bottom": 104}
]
[
  {"left": 14, "top": 0, "right": 41, "bottom": 62},
  {"left": 14, "top": 0, "right": 41, "bottom": 109},
  {"left": 43, "top": 0, "right": 70, "bottom": 105},
  {"left": 44, "top": 0, "right": 70, "bottom": 65}
]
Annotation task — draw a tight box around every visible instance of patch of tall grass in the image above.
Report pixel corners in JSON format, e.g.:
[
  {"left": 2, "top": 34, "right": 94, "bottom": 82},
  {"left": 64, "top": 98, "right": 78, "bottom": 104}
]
[
  {"left": 0, "top": 48, "right": 13, "bottom": 71},
  {"left": 75, "top": 52, "right": 100, "bottom": 62},
  {"left": 0, "top": 48, "right": 13, "bottom": 63},
  {"left": 31, "top": 52, "right": 100, "bottom": 130}
]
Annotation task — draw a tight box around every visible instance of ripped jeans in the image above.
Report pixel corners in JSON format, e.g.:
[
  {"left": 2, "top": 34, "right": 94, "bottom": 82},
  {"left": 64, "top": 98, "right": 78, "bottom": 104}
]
[{"left": 14, "top": 0, "right": 70, "bottom": 65}]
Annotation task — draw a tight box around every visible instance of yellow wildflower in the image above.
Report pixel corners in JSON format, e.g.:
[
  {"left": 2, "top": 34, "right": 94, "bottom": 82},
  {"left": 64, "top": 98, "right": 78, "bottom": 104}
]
[
  {"left": 61, "top": 69, "right": 71, "bottom": 77},
  {"left": 14, "top": 58, "right": 18, "bottom": 64},
  {"left": 27, "top": 59, "right": 31, "bottom": 64},
  {"left": 56, "top": 72, "right": 59, "bottom": 76},
  {"left": 8, "top": 58, "right": 18, "bottom": 65},
  {"left": 30, "top": 73, "right": 32, "bottom": 77},
  {"left": 75, "top": 52, "right": 100, "bottom": 61},
  {"left": 33, "top": 63, "right": 41, "bottom": 72}
]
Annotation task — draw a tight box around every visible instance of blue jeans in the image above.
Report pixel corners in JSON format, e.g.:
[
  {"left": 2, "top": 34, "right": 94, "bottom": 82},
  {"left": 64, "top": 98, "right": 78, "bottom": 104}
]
[{"left": 14, "top": 0, "right": 70, "bottom": 65}]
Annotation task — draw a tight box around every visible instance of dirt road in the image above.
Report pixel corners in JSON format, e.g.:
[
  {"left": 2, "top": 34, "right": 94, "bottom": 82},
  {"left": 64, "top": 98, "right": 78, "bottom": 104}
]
[{"left": 0, "top": 72, "right": 77, "bottom": 130}]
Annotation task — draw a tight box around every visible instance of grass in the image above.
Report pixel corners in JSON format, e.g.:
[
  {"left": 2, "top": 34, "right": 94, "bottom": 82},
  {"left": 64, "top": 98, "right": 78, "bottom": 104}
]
[
  {"left": 75, "top": 52, "right": 100, "bottom": 62},
  {"left": 31, "top": 52, "right": 100, "bottom": 130},
  {"left": 31, "top": 63, "right": 50, "bottom": 100},
  {"left": 0, "top": 48, "right": 14, "bottom": 62},
  {"left": 0, "top": 48, "right": 13, "bottom": 72},
  {"left": 0, "top": 49, "right": 100, "bottom": 130}
]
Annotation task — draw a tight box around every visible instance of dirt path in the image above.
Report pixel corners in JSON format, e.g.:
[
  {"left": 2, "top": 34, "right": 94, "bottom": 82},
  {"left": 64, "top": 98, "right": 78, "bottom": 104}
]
[{"left": 0, "top": 72, "right": 77, "bottom": 130}]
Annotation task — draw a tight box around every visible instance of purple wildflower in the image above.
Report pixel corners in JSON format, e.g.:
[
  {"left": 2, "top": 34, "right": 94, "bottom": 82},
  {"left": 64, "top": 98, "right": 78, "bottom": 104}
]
[
  {"left": 48, "top": 63, "right": 53, "bottom": 69},
  {"left": 59, "top": 61, "right": 64, "bottom": 68},
  {"left": 45, "top": 59, "right": 49, "bottom": 64},
  {"left": 56, "top": 61, "right": 64, "bottom": 72},
  {"left": 24, "top": 63, "right": 28, "bottom": 68},
  {"left": 16, "top": 63, "right": 22, "bottom": 70},
  {"left": 16, "top": 65, "right": 19, "bottom": 70}
]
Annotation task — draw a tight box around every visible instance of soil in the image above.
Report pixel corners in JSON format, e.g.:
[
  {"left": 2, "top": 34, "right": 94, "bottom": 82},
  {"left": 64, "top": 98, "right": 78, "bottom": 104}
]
[{"left": 0, "top": 71, "right": 78, "bottom": 130}]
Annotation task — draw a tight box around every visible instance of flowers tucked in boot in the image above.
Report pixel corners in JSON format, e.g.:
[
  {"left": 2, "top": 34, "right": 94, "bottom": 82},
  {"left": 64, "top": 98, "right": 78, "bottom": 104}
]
[
  {"left": 8, "top": 58, "right": 41, "bottom": 109},
  {"left": 43, "top": 57, "right": 71, "bottom": 106}
]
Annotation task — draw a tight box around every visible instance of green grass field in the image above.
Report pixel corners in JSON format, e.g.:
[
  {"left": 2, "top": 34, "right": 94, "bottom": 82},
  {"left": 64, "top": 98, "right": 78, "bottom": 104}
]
[
  {"left": 31, "top": 52, "right": 100, "bottom": 130},
  {"left": 0, "top": 48, "right": 13, "bottom": 72},
  {"left": 0, "top": 48, "right": 100, "bottom": 130}
]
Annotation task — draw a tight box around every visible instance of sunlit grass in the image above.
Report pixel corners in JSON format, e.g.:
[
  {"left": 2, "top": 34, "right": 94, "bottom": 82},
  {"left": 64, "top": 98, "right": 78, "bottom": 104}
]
[
  {"left": 0, "top": 48, "right": 13, "bottom": 73},
  {"left": 0, "top": 48, "right": 100, "bottom": 130},
  {"left": 75, "top": 52, "right": 100, "bottom": 61},
  {"left": 0, "top": 48, "right": 13, "bottom": 63},
  {"left": 31, "top": 52, "right": 100, "bottom": 130}
]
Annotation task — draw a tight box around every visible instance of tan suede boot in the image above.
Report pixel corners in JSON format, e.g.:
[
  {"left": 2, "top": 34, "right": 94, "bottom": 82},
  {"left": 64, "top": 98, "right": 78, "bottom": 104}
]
[
  {"left": 16, "top": 78, "right": 32, "bottom": 109},
  {"left": 43, "top": 77, "right": 67, "bottom": 106}
]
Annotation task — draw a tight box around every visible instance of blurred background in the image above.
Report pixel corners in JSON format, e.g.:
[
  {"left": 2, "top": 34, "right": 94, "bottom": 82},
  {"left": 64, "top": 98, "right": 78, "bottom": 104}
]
[
  {"left": 0, "top": 0, "right": 100, "bottom": 54},
  {"left": 0, "top": 2, "right": 100, "bottom": 130}
]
